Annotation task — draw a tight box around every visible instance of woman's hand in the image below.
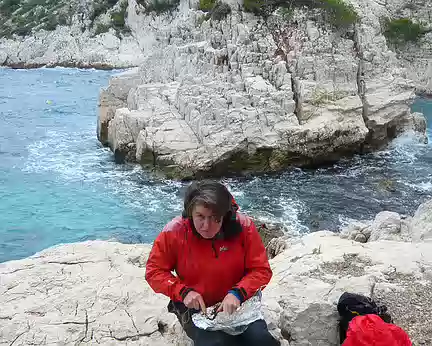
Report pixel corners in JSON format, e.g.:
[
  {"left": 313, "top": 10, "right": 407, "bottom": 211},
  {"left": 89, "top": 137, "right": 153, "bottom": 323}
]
[
  {"left": 183, "top": 291, "right": 206, "bottom": 312},
  {"left": 217, "top": 293, "right": 240, "bottom": 315}
]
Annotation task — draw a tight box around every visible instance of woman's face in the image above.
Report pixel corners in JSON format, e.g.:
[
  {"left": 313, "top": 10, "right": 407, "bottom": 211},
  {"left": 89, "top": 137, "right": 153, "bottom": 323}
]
[{"left": 192, "top": 204, "right": 223, "bottom": 239}]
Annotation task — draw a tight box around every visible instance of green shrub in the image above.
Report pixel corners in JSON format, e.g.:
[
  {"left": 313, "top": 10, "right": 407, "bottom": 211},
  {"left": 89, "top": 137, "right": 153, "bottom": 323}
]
[
  {"left": 144, "top": 0, "right": 180, "bottom": 13},
  {"left": 243, "top": 0, "right": 265, "bottom": 14},
  {"left": 43, "top": 16, "right": 59, "bottom": 31},
  {"left": 110, "top": 1, "right": 128, "bottom": 33},
  {"left": 0, "top": 0, "right": 21, "bottom": 16},
  {"left": 0, "top": 0, "right": 120, "bottom": 38},
  {"left": 211, "top": 2, "right": 231, "bottom": 20},
  {"left": 243, "top": 0, "right": 358, "bottom": 27},
  {"left": 383, "top": 18, "right": 425, "bottom": 44},
  {"left": 111, "top": 11, "right": 125, "bottom": 28},
  {"left": 310, "top": 88, "right": 348, "bottom": 106},
  {"left": 57, "top": 13, "right": 68, "bottom": 26},
  {"left": 95, "top": 22, "right": 111, "bottom": 35},
  {"left": 90, "top": 0, "right": 119, "bottom": 23},
  {"left": 91, "top": 5, "right": 109, "bottom": 21},
  {"left": 199, "top": 0, "right": 215, "bottom": 12},
  {"left": 277, "top": 6, "right": 294, "bottom": 21},
  {"left": 14, "top": 25, "right": 32, "bottom": 36},
  {"left": 318, "top": 0, "right": 358, "bottom": 27}
]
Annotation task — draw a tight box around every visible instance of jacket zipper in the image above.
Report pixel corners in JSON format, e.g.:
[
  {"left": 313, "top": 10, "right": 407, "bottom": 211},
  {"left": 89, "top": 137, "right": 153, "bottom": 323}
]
[{"left": 211, "top": 240, "right": 218, "bottom": 258}]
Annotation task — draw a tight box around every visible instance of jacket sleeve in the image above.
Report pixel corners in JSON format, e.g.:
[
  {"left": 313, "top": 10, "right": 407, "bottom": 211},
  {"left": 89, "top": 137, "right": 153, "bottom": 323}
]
[
  {"left": 232, "top": 217, "right": 273, "bottom": 301},
  {"left": 145, "top": 221, "right": 190, "bottom": 302}
]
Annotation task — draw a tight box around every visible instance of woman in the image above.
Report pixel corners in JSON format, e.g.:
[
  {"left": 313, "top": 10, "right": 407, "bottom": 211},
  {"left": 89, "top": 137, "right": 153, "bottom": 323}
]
[{"left": 145, "top": 180, "right": 280, "bottom": 346}]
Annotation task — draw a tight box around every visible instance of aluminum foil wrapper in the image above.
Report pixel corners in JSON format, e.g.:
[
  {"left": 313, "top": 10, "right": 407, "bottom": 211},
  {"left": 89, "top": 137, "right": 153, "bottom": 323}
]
[{"left": 191, "top": 291, "right": 264, "bottom": 335}]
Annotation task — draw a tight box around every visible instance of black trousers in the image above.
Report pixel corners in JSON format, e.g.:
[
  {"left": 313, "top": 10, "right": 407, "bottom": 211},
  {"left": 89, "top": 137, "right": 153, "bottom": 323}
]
[{"left": 168, "top": 301, "right": 280, "bottom": 346}]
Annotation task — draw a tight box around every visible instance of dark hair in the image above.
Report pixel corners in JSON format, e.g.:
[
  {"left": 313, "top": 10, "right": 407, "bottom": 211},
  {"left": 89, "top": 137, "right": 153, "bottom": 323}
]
[{"left": 182, "top": 180, "right": 242, "bottom": 239}]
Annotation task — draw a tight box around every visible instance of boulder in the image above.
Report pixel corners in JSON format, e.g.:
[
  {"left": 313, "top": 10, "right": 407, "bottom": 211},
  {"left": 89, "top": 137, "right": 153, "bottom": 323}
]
[
  {"left": 410, "top": 199, "right": 432, "bottom": 242},
  {"left": 107, "top": 108, "right": 148, "bottom": 163},
  {"left": 340, "top": 199, "right": 431, "bottom": 243},
  {"left": 340, "top": 220, "right": 372, "bottom": 242},
  {"left": 368, "top": 211, "right": 402, "bottom": 241},
  {"left": 97, "top": 68, "right": 142, "bottom": 145}
]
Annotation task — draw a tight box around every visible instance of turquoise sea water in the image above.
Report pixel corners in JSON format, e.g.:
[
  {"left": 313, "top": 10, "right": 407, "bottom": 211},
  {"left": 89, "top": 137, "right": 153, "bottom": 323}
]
[
  {"left": 1, "top": 67, "right": 431, "bottom": 263},
  {"left": 0, "top": 68, "right": 183, "bottom": 263}
]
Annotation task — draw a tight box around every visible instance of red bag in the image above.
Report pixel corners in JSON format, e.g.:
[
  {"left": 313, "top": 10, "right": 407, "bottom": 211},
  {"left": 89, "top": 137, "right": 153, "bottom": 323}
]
[{"left": 343, "top": 314, "right": 412, "bottom": 346}]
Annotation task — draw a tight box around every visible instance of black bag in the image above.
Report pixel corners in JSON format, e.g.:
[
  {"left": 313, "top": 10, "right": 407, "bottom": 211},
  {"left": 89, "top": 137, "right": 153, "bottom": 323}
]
[{"left": 337, "top": 292, "right": 392, "bottom": 344}]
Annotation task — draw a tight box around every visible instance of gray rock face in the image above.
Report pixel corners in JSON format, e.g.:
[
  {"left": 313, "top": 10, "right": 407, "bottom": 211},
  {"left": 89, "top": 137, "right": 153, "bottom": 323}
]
[
  {"left": 0, "top": 28, "right": 143, "bottom": 68},
  {"left": 386, "top": 1, "right": 432, "bottom": 95},
  {"left": 96, "top": 1, "right": 427, "bottom": 178},
  {"left": 410, "top": 199, "right": 432, "bottom": 242},
  {"left": 2, "top": 0, "right": 429, "bottom": 177},
  {"left": 98, "top": 67, "right": 142, "bottom": 145},
  {"left": 0, "top": 49, "right": 7, "bottom": 65},
  {"left": 0, "top": 0, "right": 145, "bottom": 69},
  {"left": 108, "top": 108, "right": 148, "bottom": 162},
  {"left": 348, "top": 0, "right": 427, "bottom": 148},
  {"left": 1, "top": 0, "right": 430, "bottom": 97},
  {"left": 368, "top": 211, "right": 403, "bottom": 242},
  {"left": 280, "top": 303, "right": 339, "bottom": 346}
]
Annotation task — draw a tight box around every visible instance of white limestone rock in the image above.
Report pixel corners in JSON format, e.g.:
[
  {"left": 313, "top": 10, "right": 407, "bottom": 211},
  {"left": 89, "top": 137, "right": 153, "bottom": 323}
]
[
  {"left": 410, "top": 199, "right": 432, "bottom": 242},
  {"left": 98, "top": 1, "right": 427, "bottom": 178}
]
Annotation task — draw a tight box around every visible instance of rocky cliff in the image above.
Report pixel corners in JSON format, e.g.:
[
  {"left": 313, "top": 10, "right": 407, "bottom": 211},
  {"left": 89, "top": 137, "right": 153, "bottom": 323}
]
[
  {"left": 2, "top": 0, "right": 430, "bottom": 178},
  {"left": 97, "top": 0, "right": 428, "bottom": 179},
  {"left": 0, "top": 0, "right": 144, "bottom": 68},
  {"left": 386, "top": 0, "right": 432, "bottom": 95},
  {"left": 1, "top": 0, "right": 430, "bottom": 86},
  {"left": 1, "top": 0, "right": 431, "bottom": 77},
  {"left": 1, "top": 199, "right": 431, "bottom": 345}
]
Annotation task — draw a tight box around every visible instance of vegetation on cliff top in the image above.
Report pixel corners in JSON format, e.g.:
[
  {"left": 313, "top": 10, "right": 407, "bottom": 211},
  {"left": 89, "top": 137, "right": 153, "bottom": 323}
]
[
  {"left": 383, "top": 18, "right": 428, "bottom": 45},
  {"left": 0, "top": 0, "right": 72, "bottom": 37},
  {"left": 243, "top": 0, "right": 359, "bottom": 28},
  {"left": 2, "top": 0, "right": 429, "bottom": 44},
  {"left": 136, "top": 0, "right": 180, "bottom": 14},
  {"left": 0, "top": 0, "right": 130, "bottom": 38},
  {"left": 198, "top": 0, "right": 231, "bottom": 21}
]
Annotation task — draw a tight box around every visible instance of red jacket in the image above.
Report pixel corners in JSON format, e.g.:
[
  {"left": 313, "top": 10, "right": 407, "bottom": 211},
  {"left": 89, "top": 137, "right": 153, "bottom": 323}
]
[
  {"left": 145, "top": 213, "right": 272, "bottom": 307},
  {"left": 343, "top": 314, "right": 412, "bottom": 346}
]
